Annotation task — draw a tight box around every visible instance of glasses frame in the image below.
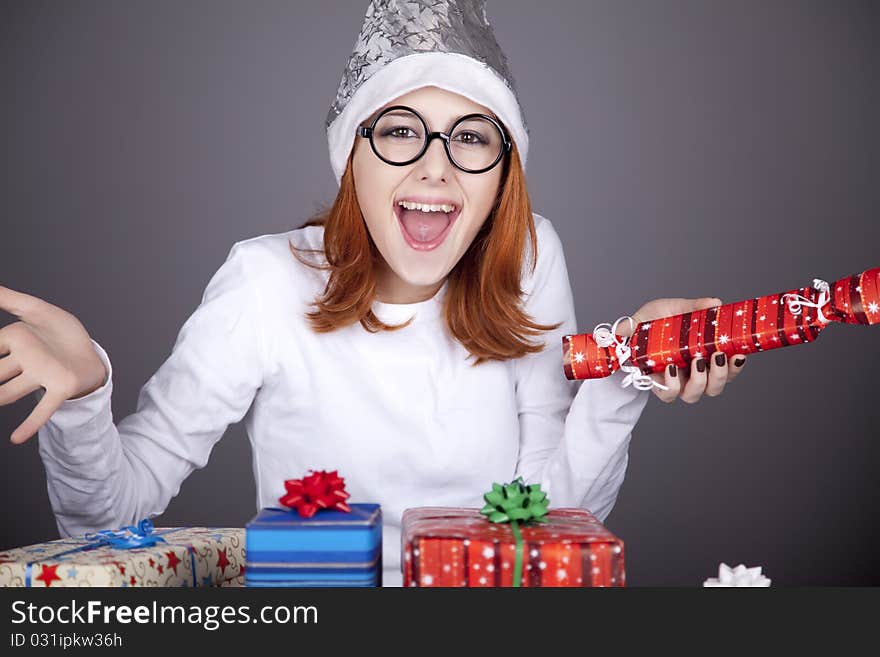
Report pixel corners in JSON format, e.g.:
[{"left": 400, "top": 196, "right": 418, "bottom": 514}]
[{"left": 357, "top": 104, "right": 512, "bottom": 174}]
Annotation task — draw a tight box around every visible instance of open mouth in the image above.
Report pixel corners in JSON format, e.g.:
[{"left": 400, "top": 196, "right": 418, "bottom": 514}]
[{"left": 394, "top": 202, "right": 462, "bottom": 251}]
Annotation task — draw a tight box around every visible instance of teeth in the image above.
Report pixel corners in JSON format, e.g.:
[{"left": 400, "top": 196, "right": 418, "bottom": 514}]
[{"left": 397, "top": 200, "right": 456, "bottom": 213}]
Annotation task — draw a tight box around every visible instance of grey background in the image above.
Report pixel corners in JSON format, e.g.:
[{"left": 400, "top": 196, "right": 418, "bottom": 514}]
[{"left": 1, "top": 0, "right": 877, "bottom": 586}]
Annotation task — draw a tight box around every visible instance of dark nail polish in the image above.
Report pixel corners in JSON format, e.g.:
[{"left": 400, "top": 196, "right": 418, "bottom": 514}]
[
  {"left": 696, "top": 358, "right": 706, "bottom": 373},
  {"left": 734, "top": 357, "right": 745, "bottom": 367},
  {"left": 715, "top": 353, "right": 726, "bottom": 367},
  {"left": 668, "top": 364, "right": 677, "bottom": 377}
]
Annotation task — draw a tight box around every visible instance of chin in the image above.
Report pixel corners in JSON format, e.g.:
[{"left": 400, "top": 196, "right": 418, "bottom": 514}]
[
  {"left": 395, "top": 265, "right": 449, "bottom": 289},
  {"left": 391, "top": 254, "right": 453, "bottom": 289}
]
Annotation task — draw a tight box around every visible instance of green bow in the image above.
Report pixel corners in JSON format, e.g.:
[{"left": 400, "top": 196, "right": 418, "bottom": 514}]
[{"left": 480, "top": 477, "right": 549, "bottom": 587}]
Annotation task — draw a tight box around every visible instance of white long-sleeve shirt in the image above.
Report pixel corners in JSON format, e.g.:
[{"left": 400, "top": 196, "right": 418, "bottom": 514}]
[{"left": 37, "top": 213, "right": 650, "bottom": 587}]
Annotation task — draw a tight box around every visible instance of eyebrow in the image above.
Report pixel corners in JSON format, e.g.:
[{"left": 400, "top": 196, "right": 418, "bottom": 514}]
[{"left": 365, "top": 108, "right": 500, "bottom": 127}]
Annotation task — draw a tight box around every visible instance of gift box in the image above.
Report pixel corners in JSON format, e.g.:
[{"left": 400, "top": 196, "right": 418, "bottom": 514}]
[
  {"left": 0, "top": 526, "right": 245, "bottom": 587},
  {"left": 402, "top": 507, "right": 624, "bottom": 587},
  {"left": 245, "top": 505, "right": 382, "bottom": 587},
  {"left": 220, "top": 572, "right": 245, "bottom": 587}
]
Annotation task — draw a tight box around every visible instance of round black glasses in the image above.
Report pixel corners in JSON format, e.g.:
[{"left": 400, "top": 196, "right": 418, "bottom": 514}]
[{"left": 357, "top": 105, "right": 511, "bottom": 174}]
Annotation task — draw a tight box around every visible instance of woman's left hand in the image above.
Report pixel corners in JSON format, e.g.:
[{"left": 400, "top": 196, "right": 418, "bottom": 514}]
[{"left": 617, "top": 297, "right": 748, "bottom": 403}]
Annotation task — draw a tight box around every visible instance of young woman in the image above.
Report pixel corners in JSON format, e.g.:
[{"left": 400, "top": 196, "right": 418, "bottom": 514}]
[{"left": 0, "top": 0, "right": 746, "bottom": 587}]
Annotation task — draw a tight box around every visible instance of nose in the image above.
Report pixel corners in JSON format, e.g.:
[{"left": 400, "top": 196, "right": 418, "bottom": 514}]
[{"left": 415, "top": 134, "right": 453, "bottom": 181}]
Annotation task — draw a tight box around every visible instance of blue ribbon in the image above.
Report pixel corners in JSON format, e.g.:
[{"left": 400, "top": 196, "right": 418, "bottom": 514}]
[
  {"left": 83, "top": 518, "right": 168, "bottom": 549},
  {"left": 24, "top": 520, "right": 197, "bottom": 587}
]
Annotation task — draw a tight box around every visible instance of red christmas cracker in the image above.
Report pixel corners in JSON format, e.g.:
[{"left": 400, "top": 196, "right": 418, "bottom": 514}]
[
  {"left": 401, "top": 508, "right": 624, "bottom": 587},
  {"left": 563, "top": 266, "right": 880, "bottom": 384}
]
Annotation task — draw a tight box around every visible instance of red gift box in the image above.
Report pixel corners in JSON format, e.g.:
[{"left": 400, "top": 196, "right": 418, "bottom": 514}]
[{"left": 401, "top": 507, "right": 624, "bottom": 587}]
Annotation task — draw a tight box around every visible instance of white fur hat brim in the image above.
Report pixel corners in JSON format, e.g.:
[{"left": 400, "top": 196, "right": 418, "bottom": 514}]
[{"left": 326, "top": 51, "right": 528, "bottom": 186}]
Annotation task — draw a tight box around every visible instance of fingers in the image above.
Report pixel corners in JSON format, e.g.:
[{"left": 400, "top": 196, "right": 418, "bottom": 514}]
[
  {"left": 665, "top": 297, "right": 723, "bottom": 316},
  {"left": 0, "top": 285, "right": 42, "bottom": 320},
  {"left": 10, "top": 385, "right": 66, "bottom": 444},
  {"left": 682, "top": 352, "right": 733, "bottom": 402},
  {"left": 679, "top": 355, "right": 708, "bottom": 403},
  {"left": 651, "top": 363, "right": 682, "bottom": 403},
  {"left": 727, "top": 354, "right": 747, "bottom": 382},
  {"left": 697, "top": 297, "right": 722, "bottom": 311},
  {"left": 652, "top": 350, "right": 747, "bottom": 405},
  {"left": 0, "top": 321, "right": 36, "bottom": 354},
  {"left": 0, "top": 371, "right": 37, "bottom": 406},
  {"left": 0, "top": 351, "right": 20, "bottom": 383},
  {"left": 704, "top": 352, "right": 728, "bottom": 397}
]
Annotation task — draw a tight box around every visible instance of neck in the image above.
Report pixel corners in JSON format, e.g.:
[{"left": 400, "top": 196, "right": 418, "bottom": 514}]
[{"left": 374, "top": 265, "right": 444, "bottom": 304}]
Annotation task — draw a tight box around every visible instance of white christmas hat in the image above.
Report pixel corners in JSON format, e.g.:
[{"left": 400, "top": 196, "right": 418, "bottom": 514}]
[{"left": 325, "top": 0, "right": 529, "bottom": 186}]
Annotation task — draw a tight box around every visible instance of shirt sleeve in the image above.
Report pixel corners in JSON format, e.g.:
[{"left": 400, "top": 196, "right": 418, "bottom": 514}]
[
  {"left": 37, "top": 241, "right": 269, "bottom": 538},
  {"left": 512, "top": 216, "right": 651, "bottom": 522}
]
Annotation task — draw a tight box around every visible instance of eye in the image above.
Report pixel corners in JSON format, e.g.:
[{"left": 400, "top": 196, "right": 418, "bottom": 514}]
[
  {"left": 382, "top": 126, "right": 419, "bottom": 139},
  {"left": 454, "top": 131, "right": 486, "bottom": 145}
]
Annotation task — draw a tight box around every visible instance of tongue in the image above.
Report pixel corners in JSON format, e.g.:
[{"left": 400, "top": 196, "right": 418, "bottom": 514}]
[{"left": 399, "top": 208, "right": 450, "bottom": 243}]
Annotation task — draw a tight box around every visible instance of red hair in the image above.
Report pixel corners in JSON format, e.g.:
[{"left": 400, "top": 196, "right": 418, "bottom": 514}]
[{"left": 289, "top": 140, "right": 560, "bottom": 364}]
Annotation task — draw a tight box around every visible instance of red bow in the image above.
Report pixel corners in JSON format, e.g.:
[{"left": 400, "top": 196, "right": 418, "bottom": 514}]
[{"left": 278, "top": 470, "right": 352, "bottom": 518}]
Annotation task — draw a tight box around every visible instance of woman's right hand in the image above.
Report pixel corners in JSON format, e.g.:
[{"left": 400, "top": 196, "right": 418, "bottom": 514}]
[{"left": 0, "top": 285, "right": 108, "bottom": 445}]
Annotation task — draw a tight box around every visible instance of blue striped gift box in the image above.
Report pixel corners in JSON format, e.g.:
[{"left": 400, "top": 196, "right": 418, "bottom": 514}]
[{"left": 245, "top": 504, "right": 382, "bottom": 587}]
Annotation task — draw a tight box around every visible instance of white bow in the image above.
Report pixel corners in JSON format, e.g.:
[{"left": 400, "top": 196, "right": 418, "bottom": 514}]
[
  {"left": 592, "top": 316, "right": 669, "bottom": 392},
  {"left": 781, "top": 278, "right": 831, "bottom": 324},
  {"left": 703, "top": 562, "right": 771, "bottom": 587}
]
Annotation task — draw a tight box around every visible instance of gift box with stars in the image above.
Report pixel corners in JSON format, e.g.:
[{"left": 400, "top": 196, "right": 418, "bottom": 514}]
[
  {"left": 401, "top": 507, "right": 625, "bottom": 587},
  {"left": 0, "top": 527, "right": 244, "bottom": 587}
]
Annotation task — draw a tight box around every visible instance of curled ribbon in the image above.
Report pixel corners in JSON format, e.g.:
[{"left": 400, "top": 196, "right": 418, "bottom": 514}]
[
  {"left": 83, "top": 518, "right": 167, "bottom": 549},
  {"left": 781, "top": 278, "right": 831, "bottom": 324},
  {"left": 593, "top": 316, "right": 669, "bottom": 392},
  {"left": 278, "top": 469, "right": 352, "bottom": 518},
  {"left": 480, "top": 477, "right": 549, "bottom": 587}
]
